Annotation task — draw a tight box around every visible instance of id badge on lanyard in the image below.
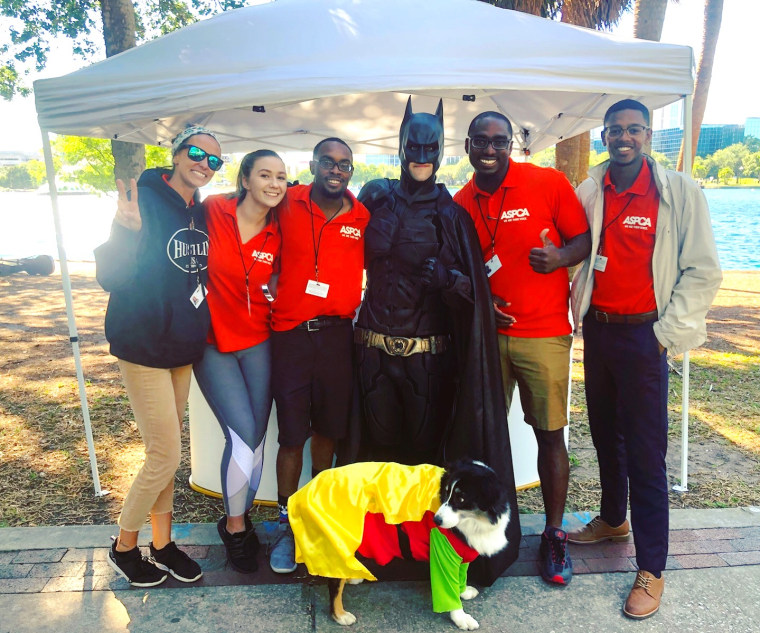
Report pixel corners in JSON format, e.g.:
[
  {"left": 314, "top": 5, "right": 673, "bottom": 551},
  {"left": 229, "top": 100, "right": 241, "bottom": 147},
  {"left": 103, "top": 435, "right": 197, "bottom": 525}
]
[
  {"left": 484, "top": 253, "right": 502, "bottom": 277},
  {"left": 305, "top": 279, "right": 329, "bottom": 298},
  {"left": 190, "top": 283, "right": 207, "bottom": 308},
  {"left": 593, "top": 254, "right": 608, "bottom": 272}
]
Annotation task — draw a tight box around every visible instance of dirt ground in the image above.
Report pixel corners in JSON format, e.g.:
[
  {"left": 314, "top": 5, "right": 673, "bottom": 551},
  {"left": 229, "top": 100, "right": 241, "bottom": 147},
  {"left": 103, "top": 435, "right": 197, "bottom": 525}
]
[{"left": 0, "top": 265, "right": 758, "bottom": 526}]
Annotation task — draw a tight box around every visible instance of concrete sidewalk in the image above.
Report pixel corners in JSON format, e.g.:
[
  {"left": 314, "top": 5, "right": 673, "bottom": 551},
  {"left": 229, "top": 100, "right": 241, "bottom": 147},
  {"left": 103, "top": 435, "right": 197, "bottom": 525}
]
[{"left": 1, "top": 507, "right": 759, "bottom": 633}]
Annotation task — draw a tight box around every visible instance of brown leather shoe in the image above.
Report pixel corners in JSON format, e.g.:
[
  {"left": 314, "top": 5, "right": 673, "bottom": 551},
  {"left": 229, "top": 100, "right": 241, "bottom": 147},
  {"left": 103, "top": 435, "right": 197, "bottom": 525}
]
[
  {"left": 567, "top": 516, "right": 630, "bottom": 544},
  {"left": 623, "top": 570, "right": 664, "bottom": 619}
]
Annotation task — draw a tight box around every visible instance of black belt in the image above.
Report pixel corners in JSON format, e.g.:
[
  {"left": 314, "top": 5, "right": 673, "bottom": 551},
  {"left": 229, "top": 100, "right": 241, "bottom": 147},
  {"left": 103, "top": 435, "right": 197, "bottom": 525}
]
[
  {"left": 354, "top": 327, "right": 449, "bottom": 357},
  {"left": 295, "top": 316, "right": 350, "bottom": 332},
  {"left": 591, "top": 308, "right": 658, "bottom": 325}
]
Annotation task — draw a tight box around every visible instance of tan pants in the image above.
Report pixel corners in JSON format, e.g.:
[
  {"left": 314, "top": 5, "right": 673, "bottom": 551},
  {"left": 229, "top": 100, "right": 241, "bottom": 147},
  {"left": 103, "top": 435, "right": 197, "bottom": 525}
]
[
  {"left": 117, "top": 359, "right": 192, "bottom": 531},
  {"left": 498, "top": 334, "right": 572, "bottom": 432}
]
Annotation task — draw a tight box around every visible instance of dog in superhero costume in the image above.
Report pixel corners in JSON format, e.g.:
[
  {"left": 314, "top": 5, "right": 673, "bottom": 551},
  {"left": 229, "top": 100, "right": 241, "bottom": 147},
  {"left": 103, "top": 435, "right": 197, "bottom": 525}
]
[
  {"left": 354, "top": 97, "right": 520, "bottom": 585},
  {"left": 288, "top": 460, "right": 511, "bottom": 630}
]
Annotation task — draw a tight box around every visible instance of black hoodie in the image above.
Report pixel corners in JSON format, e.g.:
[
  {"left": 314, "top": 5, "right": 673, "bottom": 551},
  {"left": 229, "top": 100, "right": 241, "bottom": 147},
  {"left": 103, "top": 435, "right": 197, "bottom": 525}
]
[{"left": 95, "top": 168, "right": 210, "bottom": 368}]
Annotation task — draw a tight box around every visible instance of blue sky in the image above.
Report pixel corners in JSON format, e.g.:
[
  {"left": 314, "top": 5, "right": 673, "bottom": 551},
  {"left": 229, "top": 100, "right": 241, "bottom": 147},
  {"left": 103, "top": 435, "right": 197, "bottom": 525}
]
[{"left": 1, "top": 0, "right": 757, "bottom": 153}]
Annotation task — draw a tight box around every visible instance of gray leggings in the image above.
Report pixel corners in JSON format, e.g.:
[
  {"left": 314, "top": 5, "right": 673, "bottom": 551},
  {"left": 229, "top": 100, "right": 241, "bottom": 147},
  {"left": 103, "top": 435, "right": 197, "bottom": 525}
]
[{"left": 193, "top": 339, "right": 272, "bottom": 517}]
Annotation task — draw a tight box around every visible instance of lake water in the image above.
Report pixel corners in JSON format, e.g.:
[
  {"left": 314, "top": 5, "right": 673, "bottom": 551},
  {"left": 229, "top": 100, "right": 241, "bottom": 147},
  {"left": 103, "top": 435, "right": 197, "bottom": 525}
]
[{"left": 0, "top": 187, "right": 758, "bottom": 269}]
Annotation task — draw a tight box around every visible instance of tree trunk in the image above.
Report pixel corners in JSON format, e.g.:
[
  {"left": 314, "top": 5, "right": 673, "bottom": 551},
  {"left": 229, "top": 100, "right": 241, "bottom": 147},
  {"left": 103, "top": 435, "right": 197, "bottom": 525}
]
[
  {"left": 554, "top": 2, "right": 590, "bottom": 182},
  {"left": 633, "top": 0, "right": 668, "bottom": 40},
  {"left": 634, "top": 0, "right": 668, "bottom": 155},
  {"left": 677, "top": 0, "right": 724, "bottom": 172},
  {"left": 577, "top": 130, "right": 589, "bottom": 182},
  {"left": 480, "top": 0, "right": 544, "bottom": 14},
  {"left": 100, "top": 0, "right": 145, "bottom": 184},
  {"left": 555, "top": 133, "right": 581, "bottom": 186}
]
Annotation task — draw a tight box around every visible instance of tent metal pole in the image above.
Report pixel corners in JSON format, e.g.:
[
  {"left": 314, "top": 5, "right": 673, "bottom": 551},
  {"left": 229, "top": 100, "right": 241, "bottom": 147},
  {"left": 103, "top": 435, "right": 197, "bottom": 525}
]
[
  {"left": 673, "top": 93, "right": 694, "bottom": 493},
  {"left": 40, "top": 130, "right": 109, "bottom": 497}
]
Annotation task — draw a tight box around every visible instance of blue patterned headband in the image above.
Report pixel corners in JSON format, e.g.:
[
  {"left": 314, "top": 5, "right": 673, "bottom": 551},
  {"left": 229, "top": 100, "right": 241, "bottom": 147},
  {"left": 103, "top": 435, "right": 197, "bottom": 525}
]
[{"left": 171, "top": 126, "right": 219, "bottom": 155}]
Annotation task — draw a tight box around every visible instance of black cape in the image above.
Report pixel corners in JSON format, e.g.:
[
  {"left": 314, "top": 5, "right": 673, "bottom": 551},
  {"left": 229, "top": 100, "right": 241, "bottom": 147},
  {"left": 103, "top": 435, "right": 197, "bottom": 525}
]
[{"left": 343, "top": 178, "right": 520, "bottom": 586}]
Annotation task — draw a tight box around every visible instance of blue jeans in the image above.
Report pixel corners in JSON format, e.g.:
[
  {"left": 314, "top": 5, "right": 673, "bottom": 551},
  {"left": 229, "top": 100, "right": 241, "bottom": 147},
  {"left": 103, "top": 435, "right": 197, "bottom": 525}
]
[
  {"left": 583, "top": 315, "right": 669, "bottom": 574},
  {"left": 193, "top": 340, "right": 272, "bottom": 517}
]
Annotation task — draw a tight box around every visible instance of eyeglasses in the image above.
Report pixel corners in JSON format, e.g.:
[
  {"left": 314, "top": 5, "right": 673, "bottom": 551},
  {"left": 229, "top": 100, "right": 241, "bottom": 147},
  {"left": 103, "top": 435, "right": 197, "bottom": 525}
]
[
  {"left": 315, "top": 157, "right": 354, "bottom": 173},
  {"left": 469, "top": 136, "right": 512, "bottom": 150},
  {"left": 179, "top": 144, "right": 224, "bottom": 171},
  {"left": 604, "top": 125, "right": 650, "bottom": 139}
]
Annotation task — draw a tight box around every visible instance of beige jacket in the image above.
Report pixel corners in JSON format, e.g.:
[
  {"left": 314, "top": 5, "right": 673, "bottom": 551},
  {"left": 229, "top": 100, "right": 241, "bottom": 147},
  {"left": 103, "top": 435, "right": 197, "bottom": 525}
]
[{"left": 571, "top": 157, "right": 722, "bottom": 357}]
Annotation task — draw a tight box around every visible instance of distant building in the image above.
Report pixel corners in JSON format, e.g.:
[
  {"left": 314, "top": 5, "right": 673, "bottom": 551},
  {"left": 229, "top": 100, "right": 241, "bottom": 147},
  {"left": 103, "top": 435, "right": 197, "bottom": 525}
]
[
  {"left": 365, "top": 154, "right": 400, "bottom": 167},
  {"left": 0, "top": 150, "right": 39, "bottom": 166},
  {"left": 591, "top": 107, "right": 759, "bottom": 162},
  {"left": 745, "top": 117, "right": 760, "bottom": 141}
]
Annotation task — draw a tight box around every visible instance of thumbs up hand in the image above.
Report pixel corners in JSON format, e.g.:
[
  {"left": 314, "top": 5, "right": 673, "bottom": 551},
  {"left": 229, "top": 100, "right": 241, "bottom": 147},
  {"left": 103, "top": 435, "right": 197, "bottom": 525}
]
[{"left": 528, "top": 227, "right": 561, "bottom": 274}]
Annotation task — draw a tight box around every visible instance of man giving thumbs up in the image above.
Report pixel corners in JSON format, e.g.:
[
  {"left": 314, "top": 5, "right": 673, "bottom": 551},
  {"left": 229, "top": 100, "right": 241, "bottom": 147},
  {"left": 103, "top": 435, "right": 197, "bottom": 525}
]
[{"left": 454, "top": 111, "right": 590, "bottom": 587}]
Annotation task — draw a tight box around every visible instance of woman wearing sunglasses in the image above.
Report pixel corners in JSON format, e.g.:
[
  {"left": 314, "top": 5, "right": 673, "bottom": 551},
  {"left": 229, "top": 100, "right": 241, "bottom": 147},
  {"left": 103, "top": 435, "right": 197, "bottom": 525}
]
[
  {"left": 193, "top": 150, "right": 286, "bottom": 573},
  {"left": 95, "top": 126, "right": 223, "bottom": 587}
]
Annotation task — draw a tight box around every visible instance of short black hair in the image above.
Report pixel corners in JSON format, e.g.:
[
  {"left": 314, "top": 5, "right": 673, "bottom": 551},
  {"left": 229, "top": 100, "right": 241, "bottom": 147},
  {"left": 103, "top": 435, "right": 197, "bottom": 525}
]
[
  {"left": 467, "top": 111, "right": 513, "bottom": 138},
  {"left": 313, "top": 137, "right": 352, "bottom": 159},
  {"left": 604, "top": 99, "right": 650, "bottom": 126}
]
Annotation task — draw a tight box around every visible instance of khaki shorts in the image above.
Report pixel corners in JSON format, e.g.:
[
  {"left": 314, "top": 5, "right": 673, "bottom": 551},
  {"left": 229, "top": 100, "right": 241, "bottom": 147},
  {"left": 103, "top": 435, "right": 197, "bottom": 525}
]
[{"left": 498, "top": 334, "right": 572, "bottom": 432}]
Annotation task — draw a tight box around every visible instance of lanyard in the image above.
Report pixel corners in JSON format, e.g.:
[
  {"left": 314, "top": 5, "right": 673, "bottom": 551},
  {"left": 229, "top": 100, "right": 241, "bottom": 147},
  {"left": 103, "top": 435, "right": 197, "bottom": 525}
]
[
  {"left": 598, "top": 193, "right": 635, "bottom": 256},
  {"left": 309, "top": 196, "right": 344, "bottom": 281},
  {"left": 475, "top": 187, "right": 508, "bottom": 257},
  {"left": 188, "top": 209, "right": 203, "bottom": 290},
  {"left": 235, "top": 216, "right": 270, "bottom": 317}
]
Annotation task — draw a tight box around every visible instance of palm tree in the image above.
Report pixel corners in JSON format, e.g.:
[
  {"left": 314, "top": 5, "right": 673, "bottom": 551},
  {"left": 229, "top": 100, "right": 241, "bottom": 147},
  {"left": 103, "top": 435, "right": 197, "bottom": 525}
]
[
  {"left": 477, "top": 1, "right": 557, "bottom": 15},
  {"left": 478, "top": 1, "right": 634, "bottom": 184},
  {"left": 677, "top": 0, "right": 724, "bottom": 172},
  {"left": 555, "top": 0, "right": 633, "bottom": 185},
  {"left": 633, "top": 0, "right": 669, "bottom": 40},
  {"left": 633, "top": 0, "right": 671, "bottom": 155}
]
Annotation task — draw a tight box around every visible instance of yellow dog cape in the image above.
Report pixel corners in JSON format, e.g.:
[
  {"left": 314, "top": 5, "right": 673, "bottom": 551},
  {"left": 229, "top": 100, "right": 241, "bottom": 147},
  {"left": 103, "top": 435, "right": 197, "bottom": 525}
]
[{"left": 288, "top": 462, "right": 443, "bottom": 581}]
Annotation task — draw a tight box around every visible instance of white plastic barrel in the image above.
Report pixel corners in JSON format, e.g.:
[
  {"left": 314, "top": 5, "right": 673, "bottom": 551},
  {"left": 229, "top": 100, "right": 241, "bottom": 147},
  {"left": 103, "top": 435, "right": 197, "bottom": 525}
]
[{"left": 188, "top": 378, "right": 551, "bottom": 500}]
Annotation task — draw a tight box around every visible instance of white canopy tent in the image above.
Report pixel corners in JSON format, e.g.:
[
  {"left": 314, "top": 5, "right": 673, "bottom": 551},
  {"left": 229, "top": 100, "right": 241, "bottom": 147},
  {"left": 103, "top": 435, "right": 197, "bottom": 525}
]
[{"left": 33, "top": 0, "right": 697, "bottom": 494}]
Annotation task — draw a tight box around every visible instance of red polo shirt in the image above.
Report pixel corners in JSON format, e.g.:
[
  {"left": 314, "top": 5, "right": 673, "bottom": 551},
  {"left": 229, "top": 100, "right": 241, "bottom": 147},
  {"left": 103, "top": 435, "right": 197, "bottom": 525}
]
[
  {"left": 455, "top": 160, "right": 588, "bottom": 337},
  {"left": 591, "top": 159, "right": 659, "bottom": 314},
  {"left": 203, "top": 194, "right": 281, "bottom": 352},
  {"left": 271, "top": 184, "right": 370, "bottom": 331}
]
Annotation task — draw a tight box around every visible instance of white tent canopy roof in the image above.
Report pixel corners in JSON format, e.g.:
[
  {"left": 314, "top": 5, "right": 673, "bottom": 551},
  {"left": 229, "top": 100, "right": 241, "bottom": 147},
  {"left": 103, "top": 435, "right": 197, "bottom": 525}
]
[{"left": 33, "top": 0, "right": 694, "bottom": 156}]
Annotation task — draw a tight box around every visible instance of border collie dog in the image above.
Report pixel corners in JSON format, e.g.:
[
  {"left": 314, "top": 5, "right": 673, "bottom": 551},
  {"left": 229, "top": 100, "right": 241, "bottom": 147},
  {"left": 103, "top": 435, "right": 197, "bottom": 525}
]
[{"left": 287, "top": 459, "right": 510, "bottom": 630}]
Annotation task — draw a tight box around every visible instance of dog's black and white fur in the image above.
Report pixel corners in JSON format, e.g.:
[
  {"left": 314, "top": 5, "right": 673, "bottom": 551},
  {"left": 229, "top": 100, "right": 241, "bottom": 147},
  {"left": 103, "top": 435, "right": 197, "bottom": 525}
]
[{"left": 328, "top": 459, "right": 510, "bottom": 630}]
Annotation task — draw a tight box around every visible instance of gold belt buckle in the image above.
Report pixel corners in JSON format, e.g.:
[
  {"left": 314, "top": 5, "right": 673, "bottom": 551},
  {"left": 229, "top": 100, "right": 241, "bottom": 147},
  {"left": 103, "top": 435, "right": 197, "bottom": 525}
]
[{"left": 386, "top": 336, "right": 414, "bottom": 356}]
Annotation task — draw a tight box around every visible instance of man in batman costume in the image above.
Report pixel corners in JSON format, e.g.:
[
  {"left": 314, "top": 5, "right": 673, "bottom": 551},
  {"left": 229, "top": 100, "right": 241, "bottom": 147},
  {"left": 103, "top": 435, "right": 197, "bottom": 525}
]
[{"left": 355, "top": 97, "right": 520, "bottom": 585}]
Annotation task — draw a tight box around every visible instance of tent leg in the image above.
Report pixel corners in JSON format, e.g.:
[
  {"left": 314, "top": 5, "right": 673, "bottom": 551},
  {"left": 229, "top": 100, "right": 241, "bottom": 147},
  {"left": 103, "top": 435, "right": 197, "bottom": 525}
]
[
  {"left": 673, "top": 93, "right": 693, "bottom": 494},
  {"left": 41, "top": 130, "right": 109, "bottom": 498},
  {"left": 673, "top": 352, "right": 690, "bottom": 493}
]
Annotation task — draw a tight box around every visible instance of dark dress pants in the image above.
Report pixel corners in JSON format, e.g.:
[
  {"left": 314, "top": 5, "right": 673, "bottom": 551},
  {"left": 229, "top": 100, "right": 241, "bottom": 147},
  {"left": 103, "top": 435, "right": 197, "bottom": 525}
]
[{"left": 583, "top": 314, "right": 669, "bottom": 574}]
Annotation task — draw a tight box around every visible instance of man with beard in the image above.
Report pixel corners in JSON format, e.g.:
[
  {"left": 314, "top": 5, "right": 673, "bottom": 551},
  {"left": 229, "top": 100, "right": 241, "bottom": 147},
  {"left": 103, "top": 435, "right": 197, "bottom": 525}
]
[
  {"left": 268, "top": 138, "right": 370, "bottom": 575},
  {"left": 570, "top": 99, "right": 721, "bottom": 618},
  {"left": 356, "top": 98, "right": 519, "bottom": 585}
]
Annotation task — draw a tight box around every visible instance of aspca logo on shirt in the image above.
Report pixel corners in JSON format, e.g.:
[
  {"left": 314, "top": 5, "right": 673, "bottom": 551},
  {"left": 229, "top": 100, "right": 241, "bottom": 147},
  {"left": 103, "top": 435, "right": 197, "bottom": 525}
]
[
  {"left": 500, "top": 208, "right": 530, "bottom": 222},
  {"left": 622, "top": 215, "right": 653, "bottom": 230},
  {"left": 340, "top": 225, "right": 362, "bottom": 240},
  {"left": 166, "top": 228, "right": 209, "bottom": 272},
  {"left": 251, "top": 250, "right": 275, "bottom": 265}
]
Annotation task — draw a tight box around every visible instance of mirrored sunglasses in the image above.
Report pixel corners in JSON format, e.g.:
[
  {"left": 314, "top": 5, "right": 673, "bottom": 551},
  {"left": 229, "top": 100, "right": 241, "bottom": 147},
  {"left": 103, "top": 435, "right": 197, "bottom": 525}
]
[
  {"left": 316, "top": 157, "right": 353, "bottom": 172},
  {"left": 604, "top": 125, "right": 649, "bottom": 139},
  {"left": 469, "top": 136, "right": 511, "bottom": 150},
  {"left": 181, "top": 144, "right": 224, "bottom": 171}
]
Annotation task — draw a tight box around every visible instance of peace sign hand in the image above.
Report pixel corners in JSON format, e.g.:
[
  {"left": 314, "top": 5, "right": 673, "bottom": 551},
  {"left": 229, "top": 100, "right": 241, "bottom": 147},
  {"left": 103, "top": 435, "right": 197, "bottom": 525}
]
[{"left": 114, "top": 178, "right": 142, "bottom": 232}]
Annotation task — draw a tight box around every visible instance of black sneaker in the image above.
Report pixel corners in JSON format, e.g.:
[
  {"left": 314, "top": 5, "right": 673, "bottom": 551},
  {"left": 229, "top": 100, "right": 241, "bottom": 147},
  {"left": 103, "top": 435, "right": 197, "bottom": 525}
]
[
  {"left": 148, "top": 541, "right": 203, "bottom": 583},
  {"left": 107, "top": 539, "right": 167, "bottom": 587},
  {"left": 539, "top": 527, "right": 573, "bottom": 585},
  {"left": 217, "top": 515, "right": 260, "bottom": 573}
]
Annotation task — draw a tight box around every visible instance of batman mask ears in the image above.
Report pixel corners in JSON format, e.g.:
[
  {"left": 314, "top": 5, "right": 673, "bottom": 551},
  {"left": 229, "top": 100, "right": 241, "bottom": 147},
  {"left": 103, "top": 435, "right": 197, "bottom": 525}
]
[{"left": 399, "top": 97, "right": 445, "bottom": 178}]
